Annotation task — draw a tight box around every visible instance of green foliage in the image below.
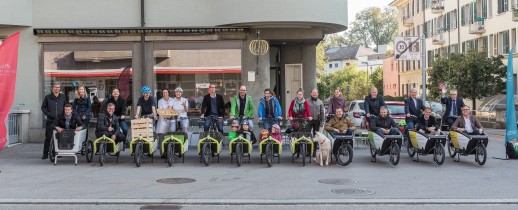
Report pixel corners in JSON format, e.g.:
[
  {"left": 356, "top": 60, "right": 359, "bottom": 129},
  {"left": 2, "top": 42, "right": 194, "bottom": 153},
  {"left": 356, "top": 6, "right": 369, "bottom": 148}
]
[
  {"left": 428, "top": 50, "right": 507, "bottom": 108},
  {"left": 371, "top": 67, "right": 383, "bottom": 96},
  {"left": 347, "top": 7, "right": 398, "bottom": 51},
  {"left": 383, "top": 95, "right": 405, "bottom": 101},
  {"left": 316, "top": 43, "right": 327, "bottom": 74},
  {"left": 321, "top": 33, "right": 348, "bottom": 50},
  {"left": 317, "top": 65, "right": 372, "bottom": 101}
]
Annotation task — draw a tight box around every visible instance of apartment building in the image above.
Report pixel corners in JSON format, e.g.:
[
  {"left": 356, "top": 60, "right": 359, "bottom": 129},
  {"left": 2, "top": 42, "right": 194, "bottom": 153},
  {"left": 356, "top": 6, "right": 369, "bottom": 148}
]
[{"left": 389, "top": 0, "right": 518, "bottom": 99}]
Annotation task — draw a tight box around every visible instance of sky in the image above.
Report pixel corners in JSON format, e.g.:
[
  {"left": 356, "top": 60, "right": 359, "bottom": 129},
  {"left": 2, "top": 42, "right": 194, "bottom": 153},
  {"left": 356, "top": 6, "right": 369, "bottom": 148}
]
[{"left": 348, "top": 0, "right": 394, "bottom": 24}]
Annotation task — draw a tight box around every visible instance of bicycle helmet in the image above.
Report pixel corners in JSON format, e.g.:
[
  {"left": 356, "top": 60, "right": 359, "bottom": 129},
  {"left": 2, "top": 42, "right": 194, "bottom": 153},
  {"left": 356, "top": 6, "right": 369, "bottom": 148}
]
[
  {"left": 242, "top": 120, "right": 249, "bottom": 125},
  {"left": 174, "top": 87, "right": 183, "bottom": 93},
  {"left": 141, "top": 86, "right": 151, "bottom": 94},
  {"left": 231, "top": 120, "right": 239, "bottom": 127},
  {"left": 398, "top": 120, "right": 407, "bottom": 127},
  {"left": 272, "top": 124, "right": 281, "bottom": 131}
]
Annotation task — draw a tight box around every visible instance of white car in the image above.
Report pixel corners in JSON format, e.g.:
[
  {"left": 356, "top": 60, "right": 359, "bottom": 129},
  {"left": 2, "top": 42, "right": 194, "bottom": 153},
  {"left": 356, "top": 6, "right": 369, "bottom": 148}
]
[{"left": 346, "top": 100, "right": 366, "bottom": 128}]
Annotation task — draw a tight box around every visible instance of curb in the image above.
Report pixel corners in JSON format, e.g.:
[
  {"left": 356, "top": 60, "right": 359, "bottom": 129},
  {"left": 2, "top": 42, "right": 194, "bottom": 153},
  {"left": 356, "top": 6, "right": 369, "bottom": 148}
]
[{"left": 2, "top": 199, "right": 518, "bottom": 205}]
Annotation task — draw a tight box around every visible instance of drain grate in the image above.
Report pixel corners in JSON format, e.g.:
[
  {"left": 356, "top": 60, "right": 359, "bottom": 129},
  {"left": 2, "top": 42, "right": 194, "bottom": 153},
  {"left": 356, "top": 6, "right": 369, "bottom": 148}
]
[
  {"left": 156, "top": 178, "right": 196, "bottom": 184},
  {"left": 318, "top": 179, "right": 356, "bottom": 185},
  {"left": 331, "top": 188, "right": 375, "bottom": 195}
]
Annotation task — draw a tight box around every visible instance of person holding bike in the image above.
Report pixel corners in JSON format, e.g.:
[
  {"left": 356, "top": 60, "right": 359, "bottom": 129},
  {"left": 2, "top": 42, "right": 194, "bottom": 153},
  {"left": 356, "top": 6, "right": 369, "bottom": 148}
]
[
  {"left": 326, "top": 88, "right": 348, "bottom": 116},
  {"left": 288, "top": 88, "right": 312, "bottom": 132},
  {"left": 451, "top": 105, "right": 484, "bottom": 135},
  {"left": 416, "top": 107, "right": 440, "bottom": 135},
  {"left": 370, "top": 106, "right": 400, "bottom": 136},
  {"left": 96, "top": 103, "right": 126, "bottom": 144},
  {"left": 404, "top": 88, "right": 425, "bottom": 130},
  {"left": 364, "top": 87, "right": 386, "bottom": 118},
  {"left": 41, "top": 82, "right": 66, "bottom": 160},
  {"left": 229, "top": 85, "right": 254, "bottom": 130},
  {"left": 103, "top": 88, "right": 128, "bottom": 136},
  {"left": 201, "top": 83, "right": 225, "bottom": 133},
  {"left": 307, "top": 88, "right": 325, "bottom": 135},
  {"left": 258, "top": 88, "right": 283, "bottom": 130},
  {"left": 156, "top": 88, "right": 175, "bottom": 155},
  {"left": 135, "top": 86, "right": 158, "bottom": 121},
  {"left": 325, "top": 108, "right": 355, "bottom": 137},
  {"left": 441, "top": 88, "right": 464, "bottom": 127}
]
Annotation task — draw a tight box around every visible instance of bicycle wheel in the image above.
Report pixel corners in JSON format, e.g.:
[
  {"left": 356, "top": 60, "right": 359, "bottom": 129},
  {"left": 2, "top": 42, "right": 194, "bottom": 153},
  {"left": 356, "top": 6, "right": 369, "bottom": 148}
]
[
  {"left": 475, "top": 143, "right": 487, "bottom": 166},
  {"left": 135, "top": 141, "right": 143, "bottom": 167},
  {"left": 167, "top": 142, "right": 174, "bottom": 167},
  {"left": 236, "top": 141, "right": 243, "bottom": 167},
  {"left": 85, "top": 141, "right": 93, "bottom": 163},
  {"left": 49, "top": 139, "right": 56, "bottom": 163},
  {"left": 266, "top": 141, "right": 274, "bottom": 167},
  {"left": 389, "top": 143, "right": 400, "bottom": 166},
  {"left": 301, "top": 142, "right": 306, "bottom": 166},
  {"left": 447, "top": 138, "right": 457, "bottom": 158},
  {"left": 337, "top": 144, "right": 353, "bottom": 166},
  {"left": 201, "top": 141, "right": 212, "bottom": 166},
  {"left": 98, "top": 142, "right": 106, "bottom": 166},
  {"left": 433, "top": 143, "right": 445, "bottom": 165}
]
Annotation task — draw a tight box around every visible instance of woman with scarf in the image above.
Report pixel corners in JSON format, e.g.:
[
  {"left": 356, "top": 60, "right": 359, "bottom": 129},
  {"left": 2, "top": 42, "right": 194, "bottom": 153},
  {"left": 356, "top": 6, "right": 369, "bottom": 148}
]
[
  {"left": 288, "top": 89, "right": 312, "bottom": 132},
  {"left": 73, "top": 84, "right": 91, "bottom": 139}
]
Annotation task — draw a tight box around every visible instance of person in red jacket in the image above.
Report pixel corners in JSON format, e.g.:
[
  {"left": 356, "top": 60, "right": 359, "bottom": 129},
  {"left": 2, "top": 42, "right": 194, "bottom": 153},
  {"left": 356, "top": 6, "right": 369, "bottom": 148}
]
[{"left": 289, "top": 89, "right": 312, "bottom": 132}]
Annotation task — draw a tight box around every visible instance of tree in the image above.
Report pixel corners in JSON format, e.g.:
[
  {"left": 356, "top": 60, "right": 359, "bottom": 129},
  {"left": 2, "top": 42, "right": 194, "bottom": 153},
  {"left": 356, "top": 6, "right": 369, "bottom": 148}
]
[
  {"left": 370, "top": 67, "right": 383, "bottom": 96},
  {"left": 347, "top": 7, "right": 398, "bottom": 51},
  {"left": 316, "top": 43, "right": 327, "bottom": 74},
  {"left": 317, "top": 65, "right": 371, "bottom": 101},
  {"left": 428, "top": 50, "right": 507, "bottom": 109},
  {"left": 321, "top": 33, "right": 347, "bottom": 50}
]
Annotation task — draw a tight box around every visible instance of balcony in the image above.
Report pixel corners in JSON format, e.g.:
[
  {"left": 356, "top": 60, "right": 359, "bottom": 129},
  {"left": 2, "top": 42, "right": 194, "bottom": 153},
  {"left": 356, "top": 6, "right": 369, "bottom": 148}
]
[
  {"left": 402, "top": 16, "right": 414, "bottom": 27},
  {"left": 513, "top": 0, "right": 518, "bottom": 21},
  {"left": 469, "top": 18, "right": 486, "bottom": 34},
  {"left": 431, "top": 0, "right": 445, "bottom": 14},
  {"left": 432, "top": 33, "right": 446, "bottom": 45}
]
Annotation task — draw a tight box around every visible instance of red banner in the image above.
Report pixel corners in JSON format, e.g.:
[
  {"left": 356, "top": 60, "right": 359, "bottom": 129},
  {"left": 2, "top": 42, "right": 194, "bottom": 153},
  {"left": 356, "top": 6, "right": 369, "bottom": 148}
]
[{"left": 0, "top": 32, "right": 20, "bottom": 151}]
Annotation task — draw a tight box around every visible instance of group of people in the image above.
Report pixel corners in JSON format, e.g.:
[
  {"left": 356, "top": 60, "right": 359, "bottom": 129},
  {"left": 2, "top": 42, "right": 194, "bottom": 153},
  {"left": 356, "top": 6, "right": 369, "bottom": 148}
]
[{"left": 40, "top": 80, "right": 484, "bottom": 160}]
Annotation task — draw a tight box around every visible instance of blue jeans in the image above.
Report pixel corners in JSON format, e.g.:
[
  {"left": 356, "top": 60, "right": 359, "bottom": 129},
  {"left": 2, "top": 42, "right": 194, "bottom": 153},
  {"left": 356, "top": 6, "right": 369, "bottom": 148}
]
[
  {"left": 119, "top": 120, "right": 129, "bottom": 136},
  {"left": 263, "top": 119, "right": 278, "bottom": 131},
  {"left": 406, "top": 118, "right": 416, "bottom": 130},
  {"left": 204, "top": 117, "right": 223, "bottom": 133},
  {"left": 376, "top": 128, "right": 400, "bottom": 136}
]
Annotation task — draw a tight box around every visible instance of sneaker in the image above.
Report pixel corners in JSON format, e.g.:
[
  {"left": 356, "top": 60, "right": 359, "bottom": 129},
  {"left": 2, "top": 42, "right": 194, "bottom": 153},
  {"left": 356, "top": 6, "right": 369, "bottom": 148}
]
[{"left": 41, "top": 154, "right": 48, "bottom": 160}]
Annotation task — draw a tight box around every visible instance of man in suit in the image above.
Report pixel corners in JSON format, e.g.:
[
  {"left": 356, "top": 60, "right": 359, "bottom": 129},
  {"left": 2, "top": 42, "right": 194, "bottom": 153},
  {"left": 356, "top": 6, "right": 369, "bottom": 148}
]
[
  {"left": 441, "top": 89, "right": 464, "bottom": 127},
  {"left": 451, "top": 105, "right": 484, "bottom": 135},
  {"left": 404, "top": 88, "right": 425, "bottom": 130}
]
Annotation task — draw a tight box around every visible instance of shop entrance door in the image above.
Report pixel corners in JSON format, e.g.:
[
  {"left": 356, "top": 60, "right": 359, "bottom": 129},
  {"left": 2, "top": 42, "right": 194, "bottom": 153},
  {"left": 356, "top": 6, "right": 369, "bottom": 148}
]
[{"left": 284, "top": 64, "right": 302, "bottom": 118}]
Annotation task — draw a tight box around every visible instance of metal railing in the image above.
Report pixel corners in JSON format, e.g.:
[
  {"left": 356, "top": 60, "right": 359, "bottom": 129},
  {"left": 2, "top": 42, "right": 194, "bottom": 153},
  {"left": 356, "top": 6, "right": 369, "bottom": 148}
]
[{"left": 8, "top": 113, "right": 19, "bottom": 144}]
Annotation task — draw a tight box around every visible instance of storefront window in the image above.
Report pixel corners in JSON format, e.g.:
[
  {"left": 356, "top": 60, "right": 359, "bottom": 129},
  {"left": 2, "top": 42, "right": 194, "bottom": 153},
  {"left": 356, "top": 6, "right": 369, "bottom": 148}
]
[
  {"left": 153, "top": 48, "right": 241, "bottom": 116},
  {"left": 43, "top": 46, "right": 133, "bottom": 118}
]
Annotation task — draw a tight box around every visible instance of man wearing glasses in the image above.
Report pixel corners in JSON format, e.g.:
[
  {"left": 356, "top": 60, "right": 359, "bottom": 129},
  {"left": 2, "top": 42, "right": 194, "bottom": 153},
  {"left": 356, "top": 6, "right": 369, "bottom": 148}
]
[
  {"left": 96, "top": 103, "right": 126, "bottom": 144},
  {"left": 441, "top": 89, "right": 464, "bottom": 127},
  {"left": 451, "top": 105, "right": 484, "bottom": 135}
]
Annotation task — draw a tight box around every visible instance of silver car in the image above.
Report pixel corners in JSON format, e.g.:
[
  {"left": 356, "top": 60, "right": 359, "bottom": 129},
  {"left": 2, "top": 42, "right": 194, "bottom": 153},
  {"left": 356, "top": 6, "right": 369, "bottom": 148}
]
[{"left": 346, "top": 100, "right": 366, "bottom": 128}]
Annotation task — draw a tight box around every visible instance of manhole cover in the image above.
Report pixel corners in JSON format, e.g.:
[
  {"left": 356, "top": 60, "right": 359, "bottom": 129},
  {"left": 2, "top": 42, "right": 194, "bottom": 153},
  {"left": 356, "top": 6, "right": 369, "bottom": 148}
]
[
  {"left": 318, "top": 179, "right": 356, "bottom": 185},
  {"left": 141, "top": 205, "right": 182, "bottom": 210},
  {"left": 331, "top": 188, "right": 375, "bottom": 195},
  {"left": 156, "top": 178, "right": 196, "bottom": 184}
]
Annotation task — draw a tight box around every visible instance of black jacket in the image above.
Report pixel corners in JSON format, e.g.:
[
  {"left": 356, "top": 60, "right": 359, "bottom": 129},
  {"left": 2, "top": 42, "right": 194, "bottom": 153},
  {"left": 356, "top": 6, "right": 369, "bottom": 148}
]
[
  {"left": 370, "top": 115, "right": 398, "bottom": 131},
  {"left": 404, "top": 97, "right": 425, "bottom": 116},
  {"left": 102, "top": 97, "right": 127, "bottom": 118},
  {"left": 201, "top": 94, "right": 225, "bottom": 117},
  {"left": 364, "top": 95, "right": 386, "bottom": 116},
  {"left": 41, "top": 93, "right": 66, "bottom": 122},
  {"left": 441, "top": 96, "right": 465, "bottom": 119},
  {"left": 95, "top": 113, "right": 121, "bottom": 137},
  {"left": 416, "top": 115, "right": 440, "bottom": 133},
  {"left": 53, "top": 113, "right": 83, "bottom": 129}
]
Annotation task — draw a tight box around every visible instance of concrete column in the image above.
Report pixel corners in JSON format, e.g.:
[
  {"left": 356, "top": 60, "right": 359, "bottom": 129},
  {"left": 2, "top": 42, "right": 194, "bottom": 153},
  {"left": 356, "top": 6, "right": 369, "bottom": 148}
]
[
  {"left": 302, "top": 44, "right": 317, "bottom": 99},
  {"left": 131, "top": 43, "right": 143, "bottom": 115},
  {"left": 241, "top": 36, "right": 270, "bottom": 119}
]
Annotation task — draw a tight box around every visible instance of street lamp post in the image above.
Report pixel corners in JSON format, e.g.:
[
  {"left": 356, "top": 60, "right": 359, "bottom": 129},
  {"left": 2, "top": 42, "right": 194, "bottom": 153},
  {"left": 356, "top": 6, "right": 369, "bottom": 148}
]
[{"left": 361, "top": 61, "right": 370, "bottom": 84}]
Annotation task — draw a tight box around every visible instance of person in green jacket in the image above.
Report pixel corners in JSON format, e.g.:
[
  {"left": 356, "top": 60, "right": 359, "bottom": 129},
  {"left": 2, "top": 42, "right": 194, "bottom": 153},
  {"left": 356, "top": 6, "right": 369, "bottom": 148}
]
[
  {"left": 228, "top": 120, "right": 240, "bottom": 141},
  {"left": 229, "top": 85, "right": 255, "bottom": 130}
]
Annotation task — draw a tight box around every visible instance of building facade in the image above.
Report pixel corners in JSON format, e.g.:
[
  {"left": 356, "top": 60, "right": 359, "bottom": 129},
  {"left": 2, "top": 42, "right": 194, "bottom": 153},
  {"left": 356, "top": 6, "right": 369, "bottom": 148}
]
[
  {"left": 383, "top": 57, "right": 401, "bottom": 97},
  {"left": 389, "top": 0, "right": 518, "bottom": 100},
  {"left": 0, "top": 0, "right": 348, "bottom": 143}
]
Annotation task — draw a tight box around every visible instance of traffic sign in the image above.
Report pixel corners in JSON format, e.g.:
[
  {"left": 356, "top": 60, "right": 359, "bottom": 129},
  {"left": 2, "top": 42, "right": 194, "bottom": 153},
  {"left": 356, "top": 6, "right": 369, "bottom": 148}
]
[{"left": 394, "top": 36, "right": 421, "bottom": 61}]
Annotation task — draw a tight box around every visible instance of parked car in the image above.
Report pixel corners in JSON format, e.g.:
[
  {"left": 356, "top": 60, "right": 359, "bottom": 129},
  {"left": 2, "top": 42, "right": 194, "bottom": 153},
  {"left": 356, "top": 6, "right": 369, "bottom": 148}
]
[
  {"left": 385, "top": 101, "right": 406, "bottom": 125},
  {"left": 346, "top": 100, "right": 365, "bottom": 128}
]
